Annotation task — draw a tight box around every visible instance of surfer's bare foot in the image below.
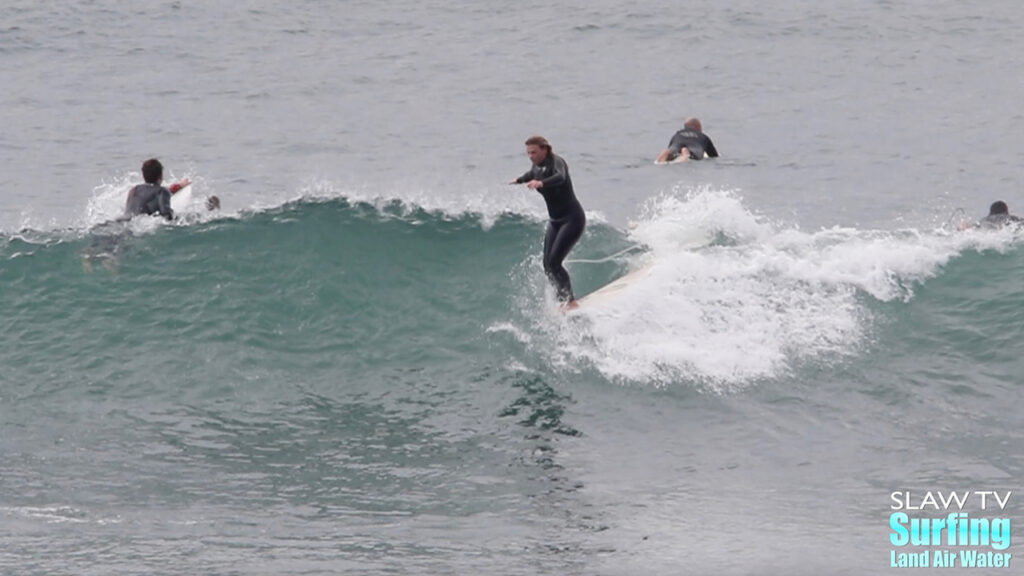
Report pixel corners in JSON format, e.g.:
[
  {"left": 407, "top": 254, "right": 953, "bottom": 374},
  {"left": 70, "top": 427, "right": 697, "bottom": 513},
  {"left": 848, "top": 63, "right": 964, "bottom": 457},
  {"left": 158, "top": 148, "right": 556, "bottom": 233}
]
[{"left": 561, "top": 300, "right": 579, "bottom": 312}]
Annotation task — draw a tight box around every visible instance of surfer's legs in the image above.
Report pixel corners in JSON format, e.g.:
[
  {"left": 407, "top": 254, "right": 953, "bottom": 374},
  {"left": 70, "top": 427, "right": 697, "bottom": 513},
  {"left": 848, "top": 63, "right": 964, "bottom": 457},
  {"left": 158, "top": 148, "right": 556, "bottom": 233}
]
[{"left": 543, "top": 215, "right": 585, "bottom": 302}]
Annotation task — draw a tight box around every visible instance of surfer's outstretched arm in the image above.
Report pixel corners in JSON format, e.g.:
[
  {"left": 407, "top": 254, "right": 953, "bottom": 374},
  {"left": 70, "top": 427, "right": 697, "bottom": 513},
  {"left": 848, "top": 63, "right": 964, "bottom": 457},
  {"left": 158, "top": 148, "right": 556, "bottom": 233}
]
[
  {"left": 512, "top": 170, "right": 534, "bottom": 184},
  {"left": 168, "top": 178, "right": 191, "bottom": 195}
]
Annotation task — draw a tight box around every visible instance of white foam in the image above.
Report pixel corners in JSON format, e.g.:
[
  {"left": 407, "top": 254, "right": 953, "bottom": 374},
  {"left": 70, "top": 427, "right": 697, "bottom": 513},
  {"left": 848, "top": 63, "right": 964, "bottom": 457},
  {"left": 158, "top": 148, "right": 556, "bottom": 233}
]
[
  {"left": 485, "top": 321, "right": 532, "bottom": 345},
  {"left": 1, "top": 505, "right": 88, "bottom": 524},
  {"left": 523, "top": 189, "right": 1021, "bottom": 389}
]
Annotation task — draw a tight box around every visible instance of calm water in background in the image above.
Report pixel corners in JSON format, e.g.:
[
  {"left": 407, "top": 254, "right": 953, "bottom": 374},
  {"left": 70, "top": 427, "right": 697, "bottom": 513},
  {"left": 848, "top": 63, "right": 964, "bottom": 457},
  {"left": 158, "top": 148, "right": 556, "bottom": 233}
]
[
  {"left": 4, "top": 0, "right": 1024, "bottom": 231},
  {"left": 2, "top": 1, "right": 1023, "bottom": 574}
]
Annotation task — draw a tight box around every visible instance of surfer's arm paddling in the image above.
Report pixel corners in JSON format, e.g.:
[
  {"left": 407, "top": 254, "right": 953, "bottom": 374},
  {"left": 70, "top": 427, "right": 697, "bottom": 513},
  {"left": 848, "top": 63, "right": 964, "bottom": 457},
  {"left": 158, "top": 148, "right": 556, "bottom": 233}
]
[
  {"left": 168, "top": 179, "right": 191, "bottom": 194},
  {"left": 703, "top": 137, "right": 719, "bottom": 159}
]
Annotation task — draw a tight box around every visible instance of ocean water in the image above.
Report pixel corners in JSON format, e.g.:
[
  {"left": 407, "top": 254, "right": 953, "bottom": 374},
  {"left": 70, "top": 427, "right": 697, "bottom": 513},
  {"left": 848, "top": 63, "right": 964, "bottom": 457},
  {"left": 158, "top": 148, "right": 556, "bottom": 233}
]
[{"left": 2, "top": 1, "right": 1023, "bottom": 574}]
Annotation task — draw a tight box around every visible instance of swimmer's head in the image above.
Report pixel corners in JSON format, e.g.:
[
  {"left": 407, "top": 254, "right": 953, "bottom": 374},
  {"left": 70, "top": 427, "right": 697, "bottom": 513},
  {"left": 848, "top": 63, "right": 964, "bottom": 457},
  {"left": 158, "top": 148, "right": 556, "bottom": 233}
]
[
  {"left": 989, "top": 201, "right": 1009, "bottom": 215},
  {"left": 142, "top": 158, "right": 163, "bottom": 184}
]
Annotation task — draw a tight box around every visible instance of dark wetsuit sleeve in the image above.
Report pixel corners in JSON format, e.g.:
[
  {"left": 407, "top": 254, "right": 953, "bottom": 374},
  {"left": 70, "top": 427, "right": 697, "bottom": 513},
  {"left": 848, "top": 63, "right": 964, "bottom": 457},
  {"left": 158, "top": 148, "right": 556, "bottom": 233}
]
[
  {"left": 703, "top": 135, "right": 719, "bottom": 158},
  {"left": 541, "top": 155, "right": 568, "bottom": 189},
  {"left": 668, "top": 130, "right": 691, "bottom": 155},
  {"left": 515, "top": 170, "right": 533, "bottom": 184},
  {"left": 667, "top": 135, "right": 682, "bottom": 154},
  {"left": 157, "top": 188, "right": 174, "bottom": 220}
]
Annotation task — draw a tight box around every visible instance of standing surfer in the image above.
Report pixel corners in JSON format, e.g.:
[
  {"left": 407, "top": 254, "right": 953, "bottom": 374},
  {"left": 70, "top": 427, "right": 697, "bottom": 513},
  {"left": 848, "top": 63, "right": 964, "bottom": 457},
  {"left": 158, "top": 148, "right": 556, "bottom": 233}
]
[{"left": 510, "top": 136, "right": 586, "bottom": 308}]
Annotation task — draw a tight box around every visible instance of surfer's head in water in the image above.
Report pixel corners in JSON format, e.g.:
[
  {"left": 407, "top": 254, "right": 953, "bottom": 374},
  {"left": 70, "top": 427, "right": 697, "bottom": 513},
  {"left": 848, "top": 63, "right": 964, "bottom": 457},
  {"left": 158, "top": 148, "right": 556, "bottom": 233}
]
[
  {"left": 963, "top": 200, "right": 1024, "bottom": 229},
  {"left": 142, "top": 158, "right": 164, "bottom": 184},
  {"left": 683, "top": 117, "right": 703, "bottom": 132},
  {"left": 206, "top": 195, "right": 221, "bottom": 211},
  {"left": 525, "top": 135, "right": 552, "bottom": 165},
  {"left": 981, "top": 200, "right": 1023, "bottom": 227}
]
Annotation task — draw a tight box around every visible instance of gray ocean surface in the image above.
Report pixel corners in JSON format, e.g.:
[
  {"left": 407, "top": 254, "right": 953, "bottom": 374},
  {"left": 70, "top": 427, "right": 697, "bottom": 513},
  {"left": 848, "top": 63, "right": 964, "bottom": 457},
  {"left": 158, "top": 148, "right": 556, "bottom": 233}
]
[{"left": 2, "top": 1, "right": 1023, "bottom": 575}]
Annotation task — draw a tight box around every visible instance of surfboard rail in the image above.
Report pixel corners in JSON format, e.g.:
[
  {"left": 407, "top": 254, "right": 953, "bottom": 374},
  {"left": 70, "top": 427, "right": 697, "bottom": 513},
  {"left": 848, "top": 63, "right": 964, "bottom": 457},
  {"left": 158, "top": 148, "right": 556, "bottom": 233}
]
[{"left": 574, "top": 261, "right": 655, "bottom": 310}]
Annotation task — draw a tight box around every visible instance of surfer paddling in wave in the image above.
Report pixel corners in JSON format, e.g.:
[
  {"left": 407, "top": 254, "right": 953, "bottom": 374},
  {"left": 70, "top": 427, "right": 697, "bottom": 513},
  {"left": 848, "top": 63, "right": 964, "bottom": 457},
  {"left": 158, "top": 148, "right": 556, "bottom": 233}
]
[
  {"left": 510, "top": 135, "right": 586, "bottom": 310},
  {"left": 83, "top": 159, "right": 220, "bottom": 273},
  {"left": 124, "top": 158, "right": 191, "bottom": 221},
  {"left": 655, "top": 117, "right": 719, "bottom": 164},
  {"left": 123, "top": 157, "right": 221, "bottom": 222},
  {"left": 973, "top": 201, "right": 1023, "bottom": 229},
  {"left": 957, "top": 201, "right": 1023, "bottom": 230}
]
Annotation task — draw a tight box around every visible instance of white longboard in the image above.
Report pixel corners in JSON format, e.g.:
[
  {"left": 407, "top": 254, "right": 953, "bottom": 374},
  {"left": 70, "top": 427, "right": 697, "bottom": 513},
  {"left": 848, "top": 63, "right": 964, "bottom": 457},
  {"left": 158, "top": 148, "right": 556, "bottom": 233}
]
[
  {"left": 654, "top": 151, "right": 708, "bottom": 165},
  {"left": 574, "top": 262, "right": 655, "bottom": 310}
]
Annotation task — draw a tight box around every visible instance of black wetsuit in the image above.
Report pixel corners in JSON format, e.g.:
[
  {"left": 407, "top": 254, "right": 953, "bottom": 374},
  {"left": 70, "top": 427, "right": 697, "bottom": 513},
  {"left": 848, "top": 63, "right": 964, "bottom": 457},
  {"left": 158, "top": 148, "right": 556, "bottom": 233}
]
[
  {"left": 125, "top": 183, "right": 174, "bottom": 220},
  {"left": 516, "top": 153, "right": 586, "bottom": 302},
  {"left": 980, "top": 213, "right": 1024, "bottom": 228},
  {"left": 667, "top": 129, "right": 719, "bottom": 161}
]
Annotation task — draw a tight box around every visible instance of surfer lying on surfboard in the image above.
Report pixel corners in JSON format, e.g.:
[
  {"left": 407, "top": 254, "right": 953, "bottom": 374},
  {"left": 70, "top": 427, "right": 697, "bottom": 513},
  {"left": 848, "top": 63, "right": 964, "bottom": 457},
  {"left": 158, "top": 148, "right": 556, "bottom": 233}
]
[
  {"left": 510, "top": 135, "right": 586, "bottom": 310},
  {"left": 124, "top": 158, "right": 191, "bottom": 221},
  {"left": 654, "top": 117, "right": 719, "bottom": 164},
  {"left": 83, "top": 159, "right": 220, "bottom": 274},
  {"left": 959, "top": 201, "right": 1024, "bottom": 230}
]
